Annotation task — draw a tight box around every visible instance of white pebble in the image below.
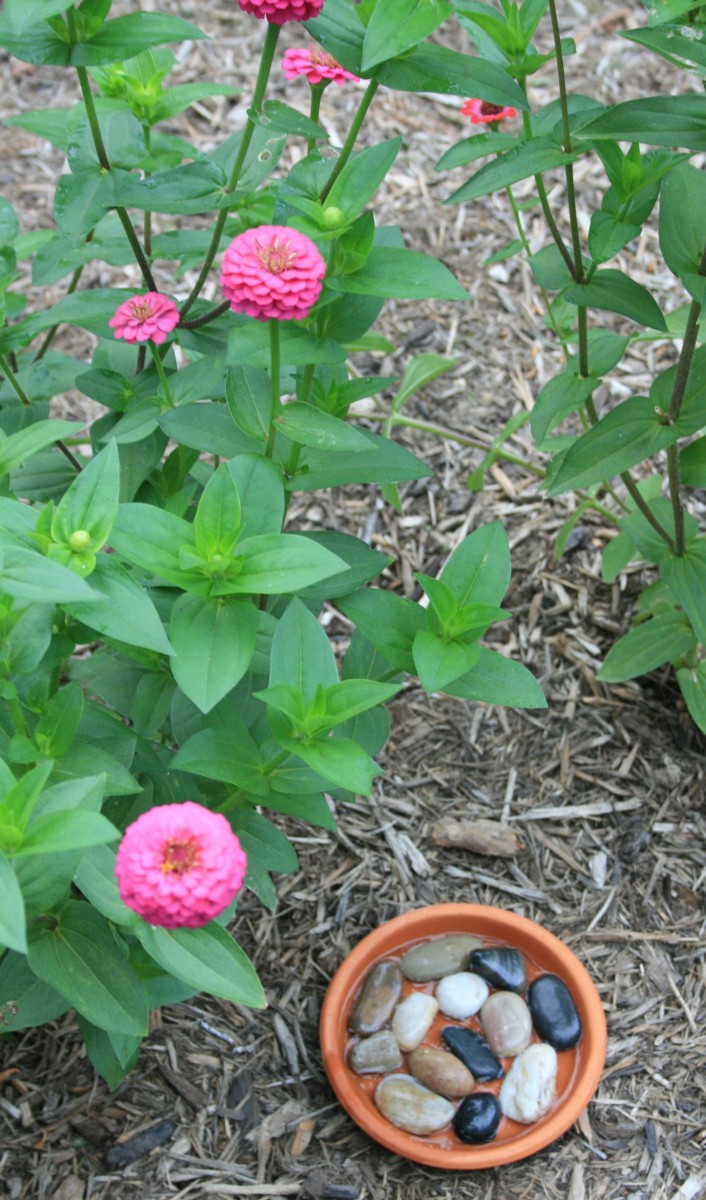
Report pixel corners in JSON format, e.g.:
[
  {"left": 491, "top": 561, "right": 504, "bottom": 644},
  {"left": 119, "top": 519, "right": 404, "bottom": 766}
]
[
  {"left": 391, "top": 992, "right": 439, "bottom": 1051},
  {"left": 435, "top": 971, "right": 489, "bottom": 1019},
  {"left": 500, "top": 1043, "right": 558, "bottom": 1123}
]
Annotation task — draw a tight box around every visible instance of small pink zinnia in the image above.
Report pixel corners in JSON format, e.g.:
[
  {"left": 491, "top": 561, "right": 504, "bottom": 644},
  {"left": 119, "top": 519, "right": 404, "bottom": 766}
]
[
  {"left": 237, "top": 0, "right": 324, "bottom": 23},
  {"left": 221, "top": 224, "right": 326, "bottom": 322},
  {"left": 109, "top": 292, "right": 179, "bottom": 345},
  {"left": 115, "top": 801, "right": 248, "bottom": 929},
  {"left": 461, "top": 98, "right": 518, "bottom": 126},
  {"left": 281, "top": 46, "right": 359, "bottom": 86}
]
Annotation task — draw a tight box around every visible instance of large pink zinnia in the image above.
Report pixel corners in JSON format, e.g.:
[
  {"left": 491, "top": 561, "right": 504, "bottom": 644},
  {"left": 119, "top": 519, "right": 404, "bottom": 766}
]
[
  {"left": 281, "top": 46, "right": 360, "bottom": 86},
  {"left": 109, "top": 292, "right": 179, "bottom": 345},
  {"left": 220, "top": 225, "right": 326, "bottom": 322},
  {"left": 237, "top": 0, "right": 324, "bottom": 23},
  {"left": 115, "top": 802, "right": 247, "bottom": 928}
]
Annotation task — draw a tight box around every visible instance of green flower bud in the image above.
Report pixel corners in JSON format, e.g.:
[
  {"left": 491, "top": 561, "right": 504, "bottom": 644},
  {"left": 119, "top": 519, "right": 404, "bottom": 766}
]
[
  {"left": 322, "top": 206, "right": 345, "bottom": 230},
  {"left": 68, "top": 529, "right": 92, "bottom": 552}
]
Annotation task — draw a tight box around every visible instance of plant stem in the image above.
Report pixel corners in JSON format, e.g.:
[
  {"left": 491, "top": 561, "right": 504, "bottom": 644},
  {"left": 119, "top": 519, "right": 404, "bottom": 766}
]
[
  {"left": 320, "top": 80, "right": 379, "bottom": 202},
  {"left": 181, "top": 300, "right": 231, "bottom": 330},
  {"left": 74, "top": 65, "right": 157, "bottom": 291},
  {"left": 34, "top": 263, "right": 85, "bottom": 361},
  {"left": 308, "top": 83, "right": 325, "bottom": 155},
  {"left": 667, "top": 241, "right": 706, "bottom": 423},
  {"left": 370, "top": 410, "right": 545, "bottom": 476},
  {"left": 0, "top": 354, "right": 30, "bottom": 406},
  {"left": 265, "top": 319, "right": 281, "bottom": 458},
  {"left": 149, "top": 341, "right": 173, "bottom": 407},
  {"left": 519, "top": 103, "right": 575, "bottom": 279},
  {"left": 179, "top": 21, "right": 282, "bottom": 321},
  {"left": 620, "top": 470, "right": 676, "bottom": 552},
  {"left": 667, "top": 444, "right": 685, "bottom": 555},
  {"left": 505, "top": 183, "right": 571, "bottom": 357}
]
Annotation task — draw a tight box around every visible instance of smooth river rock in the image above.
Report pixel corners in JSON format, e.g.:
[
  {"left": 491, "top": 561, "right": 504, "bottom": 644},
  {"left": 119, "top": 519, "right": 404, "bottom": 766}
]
[
  {"left": 392, "top": 991, "right": 440, "bottom": 1051},
  {"left": 453, "top": 1093, "right": 502, "bottom": 1144},
  {"left": 349, "top": 960, "right": 403, "bottom": 1035},
  {"left": 349, "top": 1030, "right": 403, "bottom": 1075},
  {"left": 374, "top": 1074, "right": 455, "bottom": 1135},
  {"left": 399, "top": 935, "right": 483, "bottom": 982},
  {"left": 480, "top": 991, "right": 533, "bottom": 1057},
  {"left": 468, "top": 947, "right": 528, "bottom": 993},
  {"left": 500, "top": 1043, "right": 558, "bottom": 1123},
  {"left": 528, "top": 973, "right": 582, "bottom": 1050},
  {"left": 441, "top": 1026, "right": 504, "bottom": 1081},
  {"left": 435, "top": 971, "right": 489, "bottom": 1020},
  {"left": 408, "top": 1046, "right": 476, "bottom": 1098}
]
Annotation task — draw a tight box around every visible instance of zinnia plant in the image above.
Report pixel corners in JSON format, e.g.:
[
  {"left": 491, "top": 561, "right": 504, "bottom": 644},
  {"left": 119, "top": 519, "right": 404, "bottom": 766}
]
[{"left": 0, "top": 0, "right": 542, "bottom": 1087}]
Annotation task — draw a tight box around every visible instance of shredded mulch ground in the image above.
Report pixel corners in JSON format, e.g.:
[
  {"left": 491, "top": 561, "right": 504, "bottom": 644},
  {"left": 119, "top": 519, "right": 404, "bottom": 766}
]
[{"left": 1, "top": 3, "right": 705, "bottom": 1198}]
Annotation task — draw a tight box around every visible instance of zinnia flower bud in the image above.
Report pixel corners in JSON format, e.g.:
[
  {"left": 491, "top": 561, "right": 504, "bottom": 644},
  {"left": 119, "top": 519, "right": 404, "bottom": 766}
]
[
  {"left": 115, "top": 802, "right": 247, "bottom": 928},
  {"left": 237, "top": 0, "right": 324, "bottom": 23},
  {"left": 220, "top": 225, "right": 326, "bottom": 322},
  {"left": 109, "top": 293, "right": 180, "bottom": 345}
]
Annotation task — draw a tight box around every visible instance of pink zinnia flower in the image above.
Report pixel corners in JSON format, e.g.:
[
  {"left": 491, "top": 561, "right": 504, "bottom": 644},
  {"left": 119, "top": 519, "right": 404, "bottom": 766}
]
[
  {"left": 461, "top": 99, "right": 517, "bottom": 125},
  {"left": 109, "top": 292, "right": 179, "bottom": 345},
  {"left": 237, "top": 0, "right": 324, "bottom": 23},
  {"left": 220, "top": 224, "right": 326, "bottom": 322},
  {"left": 281, "top": 46, "right": 359, "bottom": 86},
  {"left": 115, "top": 801, "right": 247, "bottom": 928}
]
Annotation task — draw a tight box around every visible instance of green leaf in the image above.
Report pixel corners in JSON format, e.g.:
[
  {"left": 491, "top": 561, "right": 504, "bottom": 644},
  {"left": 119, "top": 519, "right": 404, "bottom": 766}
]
[
  {"left": 441, "top": 521, "right": 512, "bottom": 607},
  {"left": 659, "top": 163, "right": 706, "bottom": 303},
  {"left": 336, "top": 588, "right": 425, "bottom": 672},
  {"left": 226, "top": 366, "right": 271, "bottom": 444},
  {"left": 228, "top": 454, "right": 285, "bottom": 541},
  {"left": 547, "top": 396, "right": 681, "bottom": 495},
  {"left": 588, "top": 211, "right": 642, "bottom": 265},
  {"left": 4, "top": 0, "right": 72, "bottom": 35},
  {"left": 64, "top": 554, "right": 173, "bottom": 655},
  {"left": 412, "top": 629, "right": 480, "bottom": 694},
  {"left": 27, "top": 903, "right": 149, "bottom": 1036},
  {"left": 277, "top": 733, "right": 375, "bottom": 795},
  {"left": 291, "top": 429, "right": 432, "bottom": 490},
  {"left": 52, "top": 440, "right": 119, "bottom": 550},
  {"left": 661, "top": 540, "right": 706, "bottom": 645},
  {"left": 269, "top": 598, "right": 338, "bottom": 700},
  {"left": 77, "top": 1017, "right": 141, "bottom": 1088},
  {"left": 0, "top": 851, "right": 26, "bottom": 953},
  {"left": 578, "top": 95, "right": 706, "bottom": 152},
  {"left": 0, "top": 419, "right": 83, "bottom": 478},
  {"left": 71, "top": 13, "right": 208, "bottom": 67},
  {"left": 73, "top": 845, "right": 140, "bottom": 929},
  {"left": 390, "top": 354, "right": 456, "bottom": 415},
  {"left": 377, "top": 41, "right": 526, "bottom": 106},
  {"left": 0, "top": 545, "right": 97, "bottom": 603},
  {"left": 445, "top": 646, "right": 547, "bottom": 707},
  {"left": 226, "top": 320, "right": 348, "bottom": 368},
  {"left": 229, "top": 804, "right": 298, "bottom": 908},
  {"left": 530, "top": 375, "right": 600, "bottom": 449},
  {"left": 680, "top": 435, "right": 706, "bottom": 487},
  {"left": 170, "top": 595, "right": 259, "bottom": 714},
  {"left": 136, "top": 921, "right": 266, "bottom": 1008},
  {"left": 0, "top": 952, "right": 69, "bottom": 1030},
  {"left": 110, "top": 503, "right": 197, "bottom": 589},
  {"left": 34, "top": 680, "right": 83, "bottom": 759},
  {"left": 436, "top": 131, "right": 517, "bottom": 172},
  {"left": 150, "top": 82, "right": 241, "bottom": 123},
  {"left": 562, "top": 269, "right": 667, "bottom": 330},
  {"left": 236, "top": 533, "right": 347, "bottom": 594},
  {"left": 194, "top": 463, "right": 242, "bottom": 558},
  {"left": 158, "top": 403, "right": 257, "bottom": 460},
  {"left": 622, "top": 25, "right": 706, "bottom": 77},
  {"left": 445, "top": 136, "right": 576, "bottom": 204},
  {"left": 110, "top": 160, "right": 233, "bottom": 215},
  {"left": 598, "top": 610, "right": 697, "bottom": 682},
  {"left": 362, "top": 0, "right": 452, "bottom": 71},
  {"left": 16, "top": 810, "right": 120, "bottom": 857},
  {"left": 275, "top": 403, "right": 374, "bottom": 453},
  {"left": 329, "top": 247, "right": 467, "bottom": 300},
  {"left": 173, "top": 724, "right": 268, "bottom": 795},
  {"left": 296, "top": 531, "right": 391, "bottom": 600},
  {"left": 677, "top": 662, "right": 706, "bottom": 735},
  {"left": 325, "top": 138, "right": 402, "bottom": 219}
]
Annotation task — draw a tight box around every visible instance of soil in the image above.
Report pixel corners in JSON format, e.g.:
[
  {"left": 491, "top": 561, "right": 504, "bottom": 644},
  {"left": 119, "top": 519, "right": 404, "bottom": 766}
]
[{"left": 0, "top": 3, "right": 705, "bottom": 1200}]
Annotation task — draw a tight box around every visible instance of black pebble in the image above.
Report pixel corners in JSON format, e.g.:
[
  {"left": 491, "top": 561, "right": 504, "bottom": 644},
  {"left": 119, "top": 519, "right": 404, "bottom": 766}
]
[
  {"left": 104, "top": 1119, "right": 176, "bottom": 1168},
  {"left": 441, "top": 1027, "right": 504, "bottom": 1081},
  {"left": 468, "top": 947, "right": 528, "bottom": 993},
  {"left": 528, "top": 973, "right": 582, "bottom": 1050},
  {"left": 454, "top": 1093, "right": 502, "bottom": 1144}
]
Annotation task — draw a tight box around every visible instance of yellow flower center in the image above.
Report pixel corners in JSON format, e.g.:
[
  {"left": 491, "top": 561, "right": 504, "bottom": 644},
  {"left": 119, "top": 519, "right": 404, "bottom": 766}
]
[
  {"left": 256, "top": 236, "right": 298, "bottom": 275},
  {"left": 309, "top": 48, "right": 338, "bottom": 68},
  {"left": 129, "top": 299, "right": 155, "bottom": 321},
  {"left": 161, "top": 837, "right": 200, "bottom": 874}
]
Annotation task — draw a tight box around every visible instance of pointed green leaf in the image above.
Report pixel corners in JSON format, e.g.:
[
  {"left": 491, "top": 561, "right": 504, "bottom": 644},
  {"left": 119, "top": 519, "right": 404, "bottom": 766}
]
[
  {"left": 598, "top": 610, "right": 697, "bottom": 682},
  {"left": 362, "top": 0, "right": 452, "bottom": 71},
  {"left": 440, "top": 521, "right": 512, "bottom": 607},
  {"left": 661, "top": 539, "right": 706, "bottom": 645},
  {"left": 170, "top": 594, "right": 259, "bottom": 713},
  {"left": 270, "top": 597, "right": 338, "bottom": 700},
  {"left": 562, "top": 269, "right": 667, "bottom": 330},
  {"left": 445, "top": 137, "right": 576, "bottom": 205},
  {"left": 445, "top": 646, "right": 547, "bottom": 707},
  {"left": 0, "top": 851, "right": 26, "bottom": 953},
  {"left": 136, "top": 921, "right": 266, "bottom": 1008},
  {"left": 677, "top": 662, "right": 706, "bottom": 735}
]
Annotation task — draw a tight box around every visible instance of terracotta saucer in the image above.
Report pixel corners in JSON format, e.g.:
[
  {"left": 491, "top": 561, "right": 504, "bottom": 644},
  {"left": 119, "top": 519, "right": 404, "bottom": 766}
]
[{"left": 319, "top": 903, "right": 607, "bottom": 1169}]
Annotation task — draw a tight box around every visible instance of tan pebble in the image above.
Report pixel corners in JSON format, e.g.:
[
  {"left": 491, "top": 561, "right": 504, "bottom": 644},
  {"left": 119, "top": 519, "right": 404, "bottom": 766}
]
[
  {"left": 375, "top": 1074, "right": 455, "bottom": 1135},
  {"left": 349, "top": 960, "right": 402, "bottom": 1035},
  {"left": 391, "top": 992, "right": 439, "bottom": 1051},
  {"left": 480, "top": 991, "right": 533, "bottom": 1057},
  {"left": 408, "top": 1046, "right": 476, "bottom": 1098}
]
